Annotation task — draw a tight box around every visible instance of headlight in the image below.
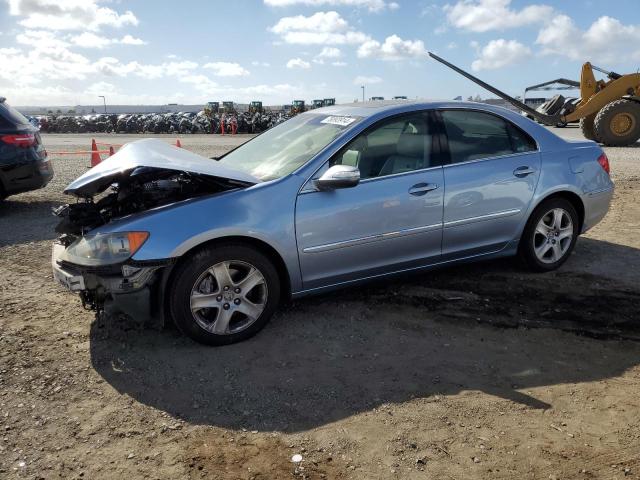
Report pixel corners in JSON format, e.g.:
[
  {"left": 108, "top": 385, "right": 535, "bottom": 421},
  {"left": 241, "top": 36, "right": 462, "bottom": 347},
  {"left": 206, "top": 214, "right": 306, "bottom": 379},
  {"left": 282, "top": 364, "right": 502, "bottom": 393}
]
[{"left": 63, "top": 232, "right": 149, "bottom": 266}]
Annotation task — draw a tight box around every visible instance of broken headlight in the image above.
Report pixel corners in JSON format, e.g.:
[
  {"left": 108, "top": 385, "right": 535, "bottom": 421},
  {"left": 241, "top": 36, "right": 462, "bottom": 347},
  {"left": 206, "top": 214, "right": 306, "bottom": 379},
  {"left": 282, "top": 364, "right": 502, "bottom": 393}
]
[{"left": 62, "top": 232, "right": 149, "bottom": 266}]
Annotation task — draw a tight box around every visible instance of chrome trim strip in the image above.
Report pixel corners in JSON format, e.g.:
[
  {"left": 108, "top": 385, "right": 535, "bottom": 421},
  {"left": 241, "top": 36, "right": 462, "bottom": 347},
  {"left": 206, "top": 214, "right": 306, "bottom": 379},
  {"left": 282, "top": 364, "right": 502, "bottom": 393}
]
[
  {"left": 303, "top": 222, "right": 442, "bottom": 253},
  {"left": 443, "top": 208, "right": 521, "bottom": 228},
  {"left": 442, "top": 150, "right": 538, "bottom": 169}
]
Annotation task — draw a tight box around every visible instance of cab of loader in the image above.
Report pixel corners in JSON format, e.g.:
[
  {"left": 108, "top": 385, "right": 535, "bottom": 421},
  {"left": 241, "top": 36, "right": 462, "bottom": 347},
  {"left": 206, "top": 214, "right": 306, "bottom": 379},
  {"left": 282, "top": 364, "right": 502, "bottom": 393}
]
[
  {"left": 249, "top": 101, "right": 263, "bottom": 114},
  {"left": 222, "top": 101, "right": 235, "bottom": 114},
  {"left": 204, "top": 102, "right": 219, "bottom": 117},
  {"left": 393, "top": 96, "right": 408, "bottom": 100},
  {"left": 429, "top": 51, "right": 640, "bottom": 147},
  {"left": 291, "top": 100, "right": 305, "bottom": 115},
  {"left": 371, "top": 96, "right": 384, "bottom": 101},
  {"left": 323, "top": 98, "right": 335, "bottom": 106},
  {"left": 312, "top": 99, "right": 324, "bottom": 109}
]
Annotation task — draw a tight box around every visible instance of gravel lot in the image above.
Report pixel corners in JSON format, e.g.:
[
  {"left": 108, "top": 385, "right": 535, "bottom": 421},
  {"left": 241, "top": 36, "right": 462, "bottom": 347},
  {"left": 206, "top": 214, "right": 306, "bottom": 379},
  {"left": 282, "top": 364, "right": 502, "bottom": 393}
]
[{"left": 1, "top": 128, "right": 639, "bottom": 479}]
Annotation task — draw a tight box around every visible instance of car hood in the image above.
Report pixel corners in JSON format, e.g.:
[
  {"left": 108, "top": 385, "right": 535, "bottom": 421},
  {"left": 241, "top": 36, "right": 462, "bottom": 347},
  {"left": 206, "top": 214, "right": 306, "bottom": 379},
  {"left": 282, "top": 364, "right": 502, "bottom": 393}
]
[{"left": 64, "top": 138, "right": 259, "bottom": 196}]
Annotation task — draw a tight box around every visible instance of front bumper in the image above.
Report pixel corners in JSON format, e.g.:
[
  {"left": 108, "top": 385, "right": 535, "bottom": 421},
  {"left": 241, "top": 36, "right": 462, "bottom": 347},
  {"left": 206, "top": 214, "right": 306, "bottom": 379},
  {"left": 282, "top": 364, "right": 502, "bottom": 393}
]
[{"left": 51, "top": 242, "right": 171, "bottom": 326}]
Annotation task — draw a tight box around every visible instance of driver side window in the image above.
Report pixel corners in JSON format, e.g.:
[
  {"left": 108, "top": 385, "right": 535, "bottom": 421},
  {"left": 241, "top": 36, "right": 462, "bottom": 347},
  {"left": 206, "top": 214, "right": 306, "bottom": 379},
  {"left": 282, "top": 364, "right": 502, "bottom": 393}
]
[{"left": 330, "top": 113, "right": 434, "bottom": 180}]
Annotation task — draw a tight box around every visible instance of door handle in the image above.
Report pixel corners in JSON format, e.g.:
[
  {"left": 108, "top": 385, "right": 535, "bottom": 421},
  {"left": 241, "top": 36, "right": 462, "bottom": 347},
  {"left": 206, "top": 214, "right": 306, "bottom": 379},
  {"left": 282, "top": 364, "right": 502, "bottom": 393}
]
[
  {"left": 513, "top": 166, "right": 536, "bottom": 177},
  {"left": 408, "top": 183, "right": 439, "bottom": 196}
]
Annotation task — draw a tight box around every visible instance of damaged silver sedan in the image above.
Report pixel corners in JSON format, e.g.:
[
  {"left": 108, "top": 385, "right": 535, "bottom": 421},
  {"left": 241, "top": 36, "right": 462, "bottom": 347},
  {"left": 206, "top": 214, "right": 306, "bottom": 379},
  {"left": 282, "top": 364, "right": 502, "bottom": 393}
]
[{"left": 52, "top": 101, "right": 613, "bottom": 345}]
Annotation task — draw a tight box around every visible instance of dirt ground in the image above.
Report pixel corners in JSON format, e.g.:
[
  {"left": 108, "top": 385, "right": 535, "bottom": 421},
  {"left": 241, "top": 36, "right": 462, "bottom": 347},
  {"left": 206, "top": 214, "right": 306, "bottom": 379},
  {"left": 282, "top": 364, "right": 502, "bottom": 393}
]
[{"left": 1, "top": 129, "right": 639, "bottom": 479}]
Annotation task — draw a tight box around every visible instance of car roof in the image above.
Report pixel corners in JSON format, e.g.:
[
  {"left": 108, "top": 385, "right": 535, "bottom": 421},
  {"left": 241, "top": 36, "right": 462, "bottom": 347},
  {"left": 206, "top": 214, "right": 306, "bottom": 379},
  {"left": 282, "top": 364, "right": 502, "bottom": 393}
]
[
  {"left": 307, "top": 99, "right": 517, "bottom": 119},
  {"left": 299, "top": 98, "right": 571, "bottom": 154}
]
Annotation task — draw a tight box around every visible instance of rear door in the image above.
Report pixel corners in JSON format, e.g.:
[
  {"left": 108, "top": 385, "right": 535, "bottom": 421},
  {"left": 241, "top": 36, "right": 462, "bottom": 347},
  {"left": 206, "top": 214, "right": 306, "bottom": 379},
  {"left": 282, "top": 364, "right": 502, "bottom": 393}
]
[{"left": 438, "top": 109, "right": 541, "bottom": 259}]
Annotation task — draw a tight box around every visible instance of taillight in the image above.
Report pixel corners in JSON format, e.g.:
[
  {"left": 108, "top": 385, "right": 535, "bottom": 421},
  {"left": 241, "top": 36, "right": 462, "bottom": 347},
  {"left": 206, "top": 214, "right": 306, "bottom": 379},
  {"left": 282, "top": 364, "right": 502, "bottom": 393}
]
[
  {"left": 597, "top": 153, "right": 610, "bottom": 175},
  {"left": 1, "top": 133, "right": 36, "bottom": 148}
]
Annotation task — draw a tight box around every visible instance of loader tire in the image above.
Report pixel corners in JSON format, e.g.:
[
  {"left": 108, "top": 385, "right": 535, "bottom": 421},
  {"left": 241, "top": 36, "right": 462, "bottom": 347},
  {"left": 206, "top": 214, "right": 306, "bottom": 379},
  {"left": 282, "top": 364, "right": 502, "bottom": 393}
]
[
  {"left": 594, "top": 99, "right": 640, "bottom": 146},
  {"left": 579, "top": 114, "right": 598, "bottom": 141}
]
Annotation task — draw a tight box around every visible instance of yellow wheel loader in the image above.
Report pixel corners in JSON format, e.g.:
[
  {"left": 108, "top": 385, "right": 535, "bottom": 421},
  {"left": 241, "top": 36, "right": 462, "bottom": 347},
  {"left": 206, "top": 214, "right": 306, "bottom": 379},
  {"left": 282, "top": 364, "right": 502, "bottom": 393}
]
[{"left": 429, "top": 52, "right": 640, "bottom": 146}]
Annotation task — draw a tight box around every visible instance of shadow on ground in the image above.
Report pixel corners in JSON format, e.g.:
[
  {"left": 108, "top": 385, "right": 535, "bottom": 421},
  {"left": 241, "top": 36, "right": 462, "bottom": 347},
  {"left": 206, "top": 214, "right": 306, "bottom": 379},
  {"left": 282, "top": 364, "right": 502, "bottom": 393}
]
[
  {"left": 90, "top": 238, "right": 640, "bottom": 433},
  {"left": 0, "top": 198, "right": 61, "bottom": 246}
]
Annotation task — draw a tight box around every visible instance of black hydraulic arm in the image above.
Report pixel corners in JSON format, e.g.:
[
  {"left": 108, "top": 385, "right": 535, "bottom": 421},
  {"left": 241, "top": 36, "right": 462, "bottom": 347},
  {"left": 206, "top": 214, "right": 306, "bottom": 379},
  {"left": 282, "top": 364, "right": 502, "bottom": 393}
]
[{"left": 428, "top": 52, "right": 562, "bottom": 125}]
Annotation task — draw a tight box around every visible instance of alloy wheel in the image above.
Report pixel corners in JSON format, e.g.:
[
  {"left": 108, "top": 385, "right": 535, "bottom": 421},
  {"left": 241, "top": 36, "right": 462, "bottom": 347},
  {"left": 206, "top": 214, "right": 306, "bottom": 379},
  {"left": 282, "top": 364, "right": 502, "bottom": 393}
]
[
  {"left": 533, "top": 208, "right": 574, "bottom": 264},
  {"left": 190, "top": 260, "right": 268, "bottom": 335}
]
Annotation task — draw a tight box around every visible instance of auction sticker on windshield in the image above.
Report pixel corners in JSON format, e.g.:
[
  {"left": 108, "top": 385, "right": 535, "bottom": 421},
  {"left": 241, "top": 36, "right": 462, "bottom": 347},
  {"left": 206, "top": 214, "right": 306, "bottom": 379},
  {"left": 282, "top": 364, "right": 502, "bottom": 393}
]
[{"left": 321, "top": 116, "right": 357, "bottom": 127}]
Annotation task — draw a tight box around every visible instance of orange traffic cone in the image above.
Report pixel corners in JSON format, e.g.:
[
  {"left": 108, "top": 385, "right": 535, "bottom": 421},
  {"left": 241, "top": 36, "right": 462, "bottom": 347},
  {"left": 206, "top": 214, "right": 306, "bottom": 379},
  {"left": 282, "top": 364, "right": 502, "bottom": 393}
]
[
  {"left": 90, "top": 139, "right": 101, "bottom": 167},
  {"left": 109, "top": 145, "right": 115, "bottom": 156},
  {"left": 175, "top": 138, "right": 182, "bottom": 148}
]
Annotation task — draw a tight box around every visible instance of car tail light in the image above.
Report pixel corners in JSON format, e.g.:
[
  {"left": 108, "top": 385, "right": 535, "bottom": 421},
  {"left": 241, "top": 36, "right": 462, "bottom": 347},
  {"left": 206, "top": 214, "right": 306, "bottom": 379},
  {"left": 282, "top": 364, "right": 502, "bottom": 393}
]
[
  {"left": 597, "top": 153, "right": 610, "bottom": 175},
  {"left": 1, "top": 133, "right": 36, "bottom": 148}
]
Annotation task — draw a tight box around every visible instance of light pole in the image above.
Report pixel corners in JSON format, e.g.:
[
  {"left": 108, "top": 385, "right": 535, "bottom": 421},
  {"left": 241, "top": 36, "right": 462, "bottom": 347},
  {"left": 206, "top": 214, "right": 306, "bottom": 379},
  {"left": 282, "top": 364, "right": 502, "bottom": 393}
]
[
  {"left": 361, "top": 85, "right": 365, "bottom": 102},
  {"left": 98, "top": 95, "right": 107, "bottom": 114}
]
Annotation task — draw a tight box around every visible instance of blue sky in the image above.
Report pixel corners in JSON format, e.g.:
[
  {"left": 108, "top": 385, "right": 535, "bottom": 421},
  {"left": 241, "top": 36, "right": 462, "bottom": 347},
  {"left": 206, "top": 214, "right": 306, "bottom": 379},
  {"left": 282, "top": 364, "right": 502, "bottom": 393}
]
[{"left": 1, "top": 0, "right": 640, "bottom": 106}]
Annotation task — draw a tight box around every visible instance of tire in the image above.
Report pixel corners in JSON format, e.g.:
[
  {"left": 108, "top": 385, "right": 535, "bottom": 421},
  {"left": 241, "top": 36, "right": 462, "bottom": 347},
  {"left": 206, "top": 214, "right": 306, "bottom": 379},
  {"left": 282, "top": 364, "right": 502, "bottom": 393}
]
[
  {"left": 518, "top": 198, "right": 579, "bottom": 272},
  {"left": 594, "top": 99, "right": 640, "bottom": 146},
  {"left": 579, "top": 113, "right": 598, "bottom": 141},
  {"left": 169, "top": 244, "right": 281, "bottom": 346}
]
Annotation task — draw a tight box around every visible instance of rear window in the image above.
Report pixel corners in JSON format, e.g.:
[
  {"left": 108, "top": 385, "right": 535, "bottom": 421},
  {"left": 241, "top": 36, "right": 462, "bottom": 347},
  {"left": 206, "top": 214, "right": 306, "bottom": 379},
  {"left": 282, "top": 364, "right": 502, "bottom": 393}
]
[{"left": 0, "top": 101, "right": 30, "bottom": 128}]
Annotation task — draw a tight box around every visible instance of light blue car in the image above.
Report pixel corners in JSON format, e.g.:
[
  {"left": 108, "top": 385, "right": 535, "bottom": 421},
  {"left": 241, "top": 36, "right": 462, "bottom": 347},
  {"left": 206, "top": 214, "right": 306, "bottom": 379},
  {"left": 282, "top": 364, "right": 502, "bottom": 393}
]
[{"left": 52, "top": 101, "right": 613, "bottom": 345}]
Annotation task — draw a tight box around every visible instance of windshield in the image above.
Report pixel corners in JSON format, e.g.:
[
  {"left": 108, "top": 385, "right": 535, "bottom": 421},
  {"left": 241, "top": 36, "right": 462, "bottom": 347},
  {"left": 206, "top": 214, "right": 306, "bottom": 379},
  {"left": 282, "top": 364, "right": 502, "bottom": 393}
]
[{"left": 218, "top": 113, "right": 361, "bottom": 181}]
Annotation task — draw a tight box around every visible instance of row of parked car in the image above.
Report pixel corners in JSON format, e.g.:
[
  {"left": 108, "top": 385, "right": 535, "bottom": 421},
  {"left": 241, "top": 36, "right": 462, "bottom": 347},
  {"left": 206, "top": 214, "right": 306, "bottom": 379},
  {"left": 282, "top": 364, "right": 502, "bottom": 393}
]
[{"left": 30, "top": 110, "right": 290, "bottom": 135}]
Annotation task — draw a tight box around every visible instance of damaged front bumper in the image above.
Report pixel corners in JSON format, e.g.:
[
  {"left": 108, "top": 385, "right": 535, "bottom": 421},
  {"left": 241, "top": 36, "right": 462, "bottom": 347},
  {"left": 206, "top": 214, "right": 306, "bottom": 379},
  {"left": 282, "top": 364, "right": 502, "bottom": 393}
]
[{"left": 51, "top": 242, "right": 172, "bottom": 327}]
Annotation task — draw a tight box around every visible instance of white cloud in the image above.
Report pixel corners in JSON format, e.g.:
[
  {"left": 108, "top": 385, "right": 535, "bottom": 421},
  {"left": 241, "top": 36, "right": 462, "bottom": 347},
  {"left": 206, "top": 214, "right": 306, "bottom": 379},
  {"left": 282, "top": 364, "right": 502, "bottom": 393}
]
[
  {"left": 471, "top": 39, "right": 531, "bottom": 71},
  {"left": 353, "top": 75, "right": 382, "bottom": 85},
  {"left": 536, "top": 15, "right": 640, "bottom": 63},
  {"left": 85, "top": 81, "right": 118, "bottom": 95},
  {"left": 270, "top": 11, "right": 370, "bottom": 45},
  {"left": 120, "top": 35, "right": 146, "bottom": 46},
  {"left": 357, "top": 34, "right": 427, "bottom": 60},
  {"left": 286, "top": 57, "right": 311, "bottom": 69},
  {"left": 70, "top": 32, "right": 111, "bottom": 48},
  {"left": 7, "top": 0, "right": 139, "bottom": 31},
  {"left": 69, "top": 32, "right": 147, "bottom": 49},
  {"left": 251, "top": 61, "right": 271, "bottom": 67},
  {"left": 445, "top": 0, "right": 553, "bottom": 32},
  {"left": 16, "top": 29, "right": 69, "bottom": 48},
  {"left": 318, "top": 46, "right": 342, "bottom": 58},
  {"left": 203, "top": 62, "right": 250, "bottom": 77},
  {"left": 313, "top": 46, "right": 342, "bottom": 64},
  {"left": 0, "top": 43, "right": 93, "bottom": 85},
  {"left": 264, "top": 0, "right": 398, "bottom": 12},
  {"left": 270, "top": 11, "right": 348, "bottom": 34}
]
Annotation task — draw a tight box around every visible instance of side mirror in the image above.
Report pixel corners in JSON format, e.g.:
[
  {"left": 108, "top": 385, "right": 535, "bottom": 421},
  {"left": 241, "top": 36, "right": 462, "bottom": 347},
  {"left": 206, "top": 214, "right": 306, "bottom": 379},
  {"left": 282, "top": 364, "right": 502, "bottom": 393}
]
[{"left": 316, "top": 165, "right": 360, "bottom": 190}]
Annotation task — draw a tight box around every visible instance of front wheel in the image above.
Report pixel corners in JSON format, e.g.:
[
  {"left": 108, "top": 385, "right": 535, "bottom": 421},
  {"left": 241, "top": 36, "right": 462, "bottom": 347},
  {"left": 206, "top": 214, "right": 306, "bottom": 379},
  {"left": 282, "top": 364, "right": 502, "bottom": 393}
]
[
  {"left": 169, "top": 244, "right": 281, "bottom": 346},
  {"left": 518, "top": 198, "right": 579, "bottom": 272}
]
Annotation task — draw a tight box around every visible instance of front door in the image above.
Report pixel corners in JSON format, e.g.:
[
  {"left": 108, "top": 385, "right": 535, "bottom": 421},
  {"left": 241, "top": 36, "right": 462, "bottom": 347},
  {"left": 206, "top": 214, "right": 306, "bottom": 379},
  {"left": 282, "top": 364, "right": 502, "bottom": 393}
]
[
  {"left": 438, "top": 109, "right": 541, "bottom": 259},
  {"left": 295, "top": 112, "right": 444, "bottom": 291}
]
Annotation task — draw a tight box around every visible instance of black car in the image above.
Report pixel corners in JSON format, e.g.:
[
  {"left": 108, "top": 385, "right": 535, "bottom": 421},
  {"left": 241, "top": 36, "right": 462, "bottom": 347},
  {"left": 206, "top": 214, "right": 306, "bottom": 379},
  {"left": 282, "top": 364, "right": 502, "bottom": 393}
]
[{"left": 0, "top": 97, "right": 52, "bottom": 200}]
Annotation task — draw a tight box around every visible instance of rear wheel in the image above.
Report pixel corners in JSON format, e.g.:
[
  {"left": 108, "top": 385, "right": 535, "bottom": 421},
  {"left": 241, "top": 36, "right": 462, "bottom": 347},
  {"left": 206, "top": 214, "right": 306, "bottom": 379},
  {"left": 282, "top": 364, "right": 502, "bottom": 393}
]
[
  {"left": 169, "top": 244, "right": 280, "bottom": 346},
  {"left": 579, "top": 113, "right": 598, "bottom": 141},
  {"left": 518, "top": 198, "right": 579, "bottom": 272},
  {"left": 594, "top": 99, "right": 640, "bottom": 146}
]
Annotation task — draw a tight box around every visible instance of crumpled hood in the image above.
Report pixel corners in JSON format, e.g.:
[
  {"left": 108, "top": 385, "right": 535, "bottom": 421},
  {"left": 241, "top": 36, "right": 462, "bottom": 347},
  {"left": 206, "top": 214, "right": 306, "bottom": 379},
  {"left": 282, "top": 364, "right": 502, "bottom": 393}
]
[{"left": 64, "top": 138, "right": 260, "bottom": 196}]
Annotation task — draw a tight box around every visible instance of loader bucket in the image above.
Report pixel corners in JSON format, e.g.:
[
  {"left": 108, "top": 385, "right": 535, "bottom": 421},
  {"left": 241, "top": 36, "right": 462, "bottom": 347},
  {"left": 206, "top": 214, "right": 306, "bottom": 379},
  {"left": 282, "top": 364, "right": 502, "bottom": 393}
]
[{"left": 428, "top": 52, "right": 562, "bottom": 126}]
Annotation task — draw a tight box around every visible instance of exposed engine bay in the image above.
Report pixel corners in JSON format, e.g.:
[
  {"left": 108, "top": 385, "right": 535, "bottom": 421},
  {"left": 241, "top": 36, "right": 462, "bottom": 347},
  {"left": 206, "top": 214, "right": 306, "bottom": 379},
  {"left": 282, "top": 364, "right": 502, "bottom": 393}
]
[{"left": 54, "top": 167, "right": 243, "bottom": 242}]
